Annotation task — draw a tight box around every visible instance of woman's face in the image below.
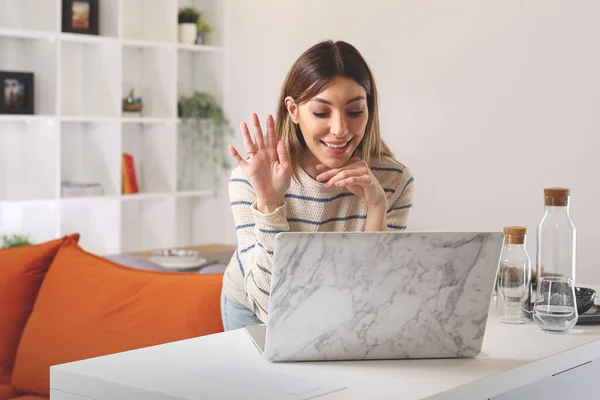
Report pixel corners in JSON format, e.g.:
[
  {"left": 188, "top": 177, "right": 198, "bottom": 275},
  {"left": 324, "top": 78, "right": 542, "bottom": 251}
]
[{"left": 288, "top": 76, "right": 369, "bottom": 172}]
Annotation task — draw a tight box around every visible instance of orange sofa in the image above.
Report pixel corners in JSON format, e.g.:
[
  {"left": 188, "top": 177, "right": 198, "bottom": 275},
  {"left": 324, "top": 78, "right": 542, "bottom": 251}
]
[{"left": 0, "top": 234, "right": 225, "bottom": 399}]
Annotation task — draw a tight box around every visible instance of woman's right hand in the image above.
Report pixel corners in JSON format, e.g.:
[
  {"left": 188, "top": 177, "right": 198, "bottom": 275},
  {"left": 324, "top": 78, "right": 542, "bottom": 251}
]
[{"left": 228, "top": 113, "right": 292, "bottom": 214}]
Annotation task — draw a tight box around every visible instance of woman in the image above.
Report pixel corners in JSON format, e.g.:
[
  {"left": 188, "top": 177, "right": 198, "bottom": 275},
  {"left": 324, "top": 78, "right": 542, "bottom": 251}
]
[{"left": 220, "top": 39, "right": 415, "bottom": 331}]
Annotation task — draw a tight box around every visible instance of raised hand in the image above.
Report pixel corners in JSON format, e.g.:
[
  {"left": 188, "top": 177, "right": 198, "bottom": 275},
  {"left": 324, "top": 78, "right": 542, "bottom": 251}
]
[
  {"left": 315, "top": 157, "right": 388, "bottom": 209},
  {"left": 228, "top": 113, "right": 292, "bottom": 213}
]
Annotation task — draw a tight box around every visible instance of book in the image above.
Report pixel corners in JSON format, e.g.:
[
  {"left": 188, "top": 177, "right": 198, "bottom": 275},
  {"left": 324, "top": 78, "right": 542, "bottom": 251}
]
[{"left": 122, "top": 153, "right": 139, "bottom": 194}]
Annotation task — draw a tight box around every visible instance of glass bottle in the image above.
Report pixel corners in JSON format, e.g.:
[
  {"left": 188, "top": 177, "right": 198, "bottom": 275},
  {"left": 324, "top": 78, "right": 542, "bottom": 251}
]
[
  {"left": 536, "top": 188, "right": 577, "bottom": 287},
  {"left": 498, "top": 226, "right": 532, "bottom": 324}
]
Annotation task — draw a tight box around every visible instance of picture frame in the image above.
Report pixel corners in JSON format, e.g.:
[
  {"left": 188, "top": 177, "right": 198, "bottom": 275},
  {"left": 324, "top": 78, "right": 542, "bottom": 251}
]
[
  {"left": 0, "top": 71, "right": 34, "bottom": 115},
  {"left": 62, "top": 0, "right": 99, "bottom": 35}
]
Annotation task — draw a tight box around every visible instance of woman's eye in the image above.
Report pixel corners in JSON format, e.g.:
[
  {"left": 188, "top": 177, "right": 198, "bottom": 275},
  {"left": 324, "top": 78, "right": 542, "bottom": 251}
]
[
  {"left": 312, "top": 112, "right": 329, "bottom": 118},
  {"left": 348, "top": 110, "right": 364, "bottom": 117}
]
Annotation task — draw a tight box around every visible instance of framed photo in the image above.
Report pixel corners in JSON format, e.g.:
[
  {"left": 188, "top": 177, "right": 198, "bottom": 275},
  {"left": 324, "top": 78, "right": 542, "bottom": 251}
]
[
  {"left": 0, "top": 71, "right": 34, "bottom": 115},
  {"left": 62, "top": 0, "right": 99, "bottom": 35}
]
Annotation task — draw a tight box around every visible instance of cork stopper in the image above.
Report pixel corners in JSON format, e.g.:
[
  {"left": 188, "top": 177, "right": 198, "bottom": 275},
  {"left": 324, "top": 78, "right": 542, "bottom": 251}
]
[
  {"left": 544, "top": 187, "right": 570, "bottom": 207},
  {"left": 503, "top": 226, "right": 526, "bottom": 244}
]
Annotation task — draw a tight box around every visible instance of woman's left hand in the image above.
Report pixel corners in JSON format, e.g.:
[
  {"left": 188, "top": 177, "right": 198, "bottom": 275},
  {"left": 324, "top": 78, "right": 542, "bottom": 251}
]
[{"left": 316, "top": 157, "right": 388, "bottom": 209}]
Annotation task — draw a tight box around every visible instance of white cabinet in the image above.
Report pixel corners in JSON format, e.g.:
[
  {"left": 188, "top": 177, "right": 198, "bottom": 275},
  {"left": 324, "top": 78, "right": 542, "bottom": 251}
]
[
  {"left": 0, "top": 0, "right": 226, "bottom": 255},
  {"left": 491, "top": 359, "right": 600, "bottom": 400}
]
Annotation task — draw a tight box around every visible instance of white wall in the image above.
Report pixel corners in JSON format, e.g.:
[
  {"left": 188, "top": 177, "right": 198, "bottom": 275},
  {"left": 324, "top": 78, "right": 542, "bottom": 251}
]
[{"left": 219, "top": 0, "right": 600, "bottom": 284}]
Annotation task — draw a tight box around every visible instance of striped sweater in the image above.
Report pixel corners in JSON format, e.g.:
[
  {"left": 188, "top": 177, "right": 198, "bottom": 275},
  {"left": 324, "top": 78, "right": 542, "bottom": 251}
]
[{"left": 222, "top": 155, "right": 415, "bottom": 322}]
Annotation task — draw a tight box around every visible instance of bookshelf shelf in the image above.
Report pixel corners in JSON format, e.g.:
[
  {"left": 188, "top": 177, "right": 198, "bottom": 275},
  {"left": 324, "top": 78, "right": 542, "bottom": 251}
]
[{"left": 0, "top": 0, "right": 226, "bottom": 254}]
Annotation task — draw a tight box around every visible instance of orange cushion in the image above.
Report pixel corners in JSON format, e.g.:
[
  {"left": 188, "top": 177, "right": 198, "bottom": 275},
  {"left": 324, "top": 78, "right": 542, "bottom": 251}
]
[
  {"left": 0, "top": 383, "right": 16, "bottom": 400},
  {"left": 0, "top": 235, "right": 79, "bottom": 383},
  {"left": 9, "top": 397, "right": 47, "bottom": 400},
  {"left": 11, "top": 237, "right": 224, "bottom": 396}
]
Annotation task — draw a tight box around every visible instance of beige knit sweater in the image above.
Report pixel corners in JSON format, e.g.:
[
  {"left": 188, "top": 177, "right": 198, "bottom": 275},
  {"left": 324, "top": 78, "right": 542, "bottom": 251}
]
[{"left": 222, "top": 155, "right": 414, "bottom": 322}]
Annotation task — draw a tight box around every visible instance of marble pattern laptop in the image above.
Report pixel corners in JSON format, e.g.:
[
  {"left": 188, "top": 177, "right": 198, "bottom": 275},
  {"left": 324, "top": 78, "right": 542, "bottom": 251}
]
[{"left": 247, "top": 232, "right": 503, "bottom": 362}]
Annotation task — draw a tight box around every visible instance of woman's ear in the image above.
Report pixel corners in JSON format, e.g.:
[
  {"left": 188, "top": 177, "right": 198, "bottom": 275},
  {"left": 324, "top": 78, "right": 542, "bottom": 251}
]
[{"left": 285, "top": 96, "right": 299, "bottom": 124}]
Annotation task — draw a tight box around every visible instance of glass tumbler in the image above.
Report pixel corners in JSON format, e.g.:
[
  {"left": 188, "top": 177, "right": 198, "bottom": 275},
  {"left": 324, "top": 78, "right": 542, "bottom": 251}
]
[{"left": 533, "top": 276, "right": 578, "bottom": 333}]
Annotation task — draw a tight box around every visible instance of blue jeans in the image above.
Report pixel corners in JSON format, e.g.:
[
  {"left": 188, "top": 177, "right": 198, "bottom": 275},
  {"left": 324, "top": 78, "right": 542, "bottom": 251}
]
[{"left": 220, "top": 290, "right": 263, "bottom": 331}]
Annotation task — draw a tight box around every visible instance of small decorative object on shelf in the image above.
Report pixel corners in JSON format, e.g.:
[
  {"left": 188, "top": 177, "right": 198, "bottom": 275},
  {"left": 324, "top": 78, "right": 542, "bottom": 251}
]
[
  {"left": 178, "top": 7, "right": 200, "bottom": 45},
  {"left": 122, "top": 89, "right": 143, "bottom": 114},
  {"left": 0, "top": 71, "right": 34, "bottom": 115},
  {"left": 178, "top": 91, "right": 234, "bottom": 189},
  {"left": 195, "top": 13, "right": 214, "bottom": 45},
  {"left": 1, "top": 234, "right": 34, "bottom": 249},
  {"left": 62, "top": 0, "right": 99, "bottom": 35},
  {"left": 61, "top": 181, "right": 104, "bottom": 197}
]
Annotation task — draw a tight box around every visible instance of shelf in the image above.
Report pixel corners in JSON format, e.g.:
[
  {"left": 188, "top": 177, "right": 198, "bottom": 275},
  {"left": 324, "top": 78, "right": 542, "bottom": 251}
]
[
  {"left": 59, "top": 116, "right": 119, "bottom": 123},
  {"left": 60, "top": 195, "right": 120, "bottom": 204},
  {"left": 121, "top": 117, "right": 176, "bottom": 124},
  {"left": 0, "top": 28, "right": 56, "bottom": 41},
  {"left": 59, "top": 33, "right": 117, "bottom": 45},
  {"left": 0, "top": 34, "right": 58, "bottom": 115},
  {"left": 122, "top": 0, "right": 176, "bottom": 43},
  {"left": 0, "top": 115, "right": 56, "bottom": 122},
  {"left": 60, "top": 121, "right": 121, "bottom": 197},
  {"left": 176, "top": 190, "right": 215, "bottom": 198},
  {"left": 0, "top": 119, "right": 58, "bottom": 201},
  {"left": 121, "top": 192, "right": 173, "bottom": 201},
  {"left": 121, "top": 197, "right": 175, "bottom": 253},
  {"left": 122, "top": 122, "right": 176, "bottom": 194},
  {"left": 122, "top": 39, "right": 174, "bottom": 50},
  {"left": 177, "top": 44, "right": 223, "bottom": 53},
  {"left": 0, "top": 1, "right": 58, "bottom": 32},
  {"left": 1, "top": 0, "right": 226, "bottom": 253},
  {"left": 60, "top": 198, "right": 121, "bottom": 255},
  {"left": 60, "top": 39, "right": 121, "bottom": 117},
  {"left": 0, "top": 201, "right": 59, "bottom": 244},
  {"left": 122, "top": 45, "right": 176, "bottom": 119}
]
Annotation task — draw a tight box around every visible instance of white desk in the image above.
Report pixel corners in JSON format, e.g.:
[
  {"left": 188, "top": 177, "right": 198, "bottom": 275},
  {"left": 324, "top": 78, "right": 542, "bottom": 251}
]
[{"left": 49, "top": 308, "right": 600, "bottom": 400}]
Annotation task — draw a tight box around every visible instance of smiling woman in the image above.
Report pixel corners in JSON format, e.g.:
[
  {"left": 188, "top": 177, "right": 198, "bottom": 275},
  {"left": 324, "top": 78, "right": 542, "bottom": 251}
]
[{"left": 221, "top": 40, "right": 415, "bottom": 330}]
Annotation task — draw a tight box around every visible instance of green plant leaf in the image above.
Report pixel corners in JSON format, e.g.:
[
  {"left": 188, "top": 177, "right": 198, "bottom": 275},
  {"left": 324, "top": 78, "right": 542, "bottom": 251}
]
[
  {"left": 177, "top": 91, "right": 235, "bottom": 188},
  {"left": 2, "top": 234, "right": 34, "bottom": 248}
]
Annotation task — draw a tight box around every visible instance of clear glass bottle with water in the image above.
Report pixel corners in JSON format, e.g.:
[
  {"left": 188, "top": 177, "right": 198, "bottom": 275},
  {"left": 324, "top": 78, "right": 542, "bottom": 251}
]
[
  {"left": 498, "top": 226, "right": 532, "bottom": 324},
  {"left": 536, "top": 188, "right": 577, "bottom": 287}
]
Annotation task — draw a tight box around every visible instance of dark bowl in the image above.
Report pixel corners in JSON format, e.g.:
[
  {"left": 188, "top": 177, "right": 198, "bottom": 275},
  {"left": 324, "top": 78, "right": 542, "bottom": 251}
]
[{"left": 575, "top": 287, "right": 597, "bottom": 315}]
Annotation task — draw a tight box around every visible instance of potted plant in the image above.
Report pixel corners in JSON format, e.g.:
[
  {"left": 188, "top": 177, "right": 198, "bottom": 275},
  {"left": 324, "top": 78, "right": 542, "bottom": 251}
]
[
  {"left": 178, "top": 91, "right": 234, "bottom": 190},
  {"left": 195, "top": 13, "right": 214, "bottom": 45},
  {"left": 2, "top": 233, "right": 33, "bottom": 248},
  {"left": 178, "top": 7, "right": 200, "bottom": 45}
]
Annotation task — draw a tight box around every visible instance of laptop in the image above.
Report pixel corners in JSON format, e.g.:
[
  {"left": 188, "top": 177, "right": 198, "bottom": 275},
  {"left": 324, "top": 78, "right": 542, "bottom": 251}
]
[{"left": 245, "top": 231, "right": 503, "bottom": 362}]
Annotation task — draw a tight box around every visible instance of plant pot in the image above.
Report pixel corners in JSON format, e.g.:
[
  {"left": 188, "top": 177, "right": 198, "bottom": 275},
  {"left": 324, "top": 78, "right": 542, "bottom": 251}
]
[
  {"left": 203, "top": 31, "right": 217, "bottom": 46},
  {"left": 178, "top": 23, "right": 197, "bottom": 44}
]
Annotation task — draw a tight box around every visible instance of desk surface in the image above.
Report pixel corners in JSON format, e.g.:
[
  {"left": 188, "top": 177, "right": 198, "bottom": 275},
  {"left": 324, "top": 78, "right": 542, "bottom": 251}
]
[
  {"left": 123, "top": 243, "right": 237, "bottom": 259},
  {"left": 51, "top": 308, "right": 600, "bottom": 400}
]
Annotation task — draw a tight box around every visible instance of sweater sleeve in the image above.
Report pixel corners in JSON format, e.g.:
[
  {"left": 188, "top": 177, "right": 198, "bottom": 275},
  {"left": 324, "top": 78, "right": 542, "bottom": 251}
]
[
  {"left": 228, "top": 168, "right": 290, "bottom": 322},
  {"left": 386, "top": 170, "right": 414, "bottom": 230}
]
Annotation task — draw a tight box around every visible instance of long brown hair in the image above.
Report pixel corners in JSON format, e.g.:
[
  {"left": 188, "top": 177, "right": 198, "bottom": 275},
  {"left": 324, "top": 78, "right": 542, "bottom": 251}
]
[{"left": 275, "top": 40, "right": 393, "bottom": 182}]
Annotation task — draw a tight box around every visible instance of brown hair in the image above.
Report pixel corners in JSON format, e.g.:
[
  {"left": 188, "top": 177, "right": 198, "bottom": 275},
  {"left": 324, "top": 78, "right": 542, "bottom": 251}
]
[{"left": 275, "top": 40, "right": 394, "bottom": 182}]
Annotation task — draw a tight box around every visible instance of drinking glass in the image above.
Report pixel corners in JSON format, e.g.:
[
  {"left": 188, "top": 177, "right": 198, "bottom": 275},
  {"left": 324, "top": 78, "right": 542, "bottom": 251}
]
[{"left": 533, "top": 276, "right": 578, "bottom": 333}]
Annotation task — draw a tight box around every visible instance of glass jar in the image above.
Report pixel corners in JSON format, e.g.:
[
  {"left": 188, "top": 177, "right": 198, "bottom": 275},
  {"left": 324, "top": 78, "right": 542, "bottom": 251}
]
[
  {"left": 498, "top": 226, "right": 532, "bottom": 324},
  {"left": 535, "top": 188, "right": 577, "bottom": 287}
]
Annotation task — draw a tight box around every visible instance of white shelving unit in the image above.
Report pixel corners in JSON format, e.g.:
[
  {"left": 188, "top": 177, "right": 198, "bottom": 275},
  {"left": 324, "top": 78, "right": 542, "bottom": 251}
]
[{"left": 0, "top": 0, "right": 227, "bottom": 254}]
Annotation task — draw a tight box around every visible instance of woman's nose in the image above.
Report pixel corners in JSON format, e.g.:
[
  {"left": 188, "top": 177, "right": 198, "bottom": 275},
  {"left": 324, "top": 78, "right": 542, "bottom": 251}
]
[{"left": 331, "top": 113, "right": 348, "bottom": 137}]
